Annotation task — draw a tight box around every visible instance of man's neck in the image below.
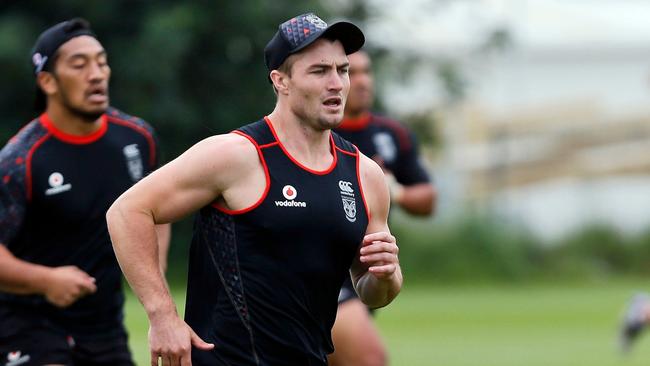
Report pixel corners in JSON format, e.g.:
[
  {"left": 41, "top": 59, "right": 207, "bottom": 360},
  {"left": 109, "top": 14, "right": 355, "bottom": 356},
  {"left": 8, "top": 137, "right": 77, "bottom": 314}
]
[
  {"left": 267, "top": 109, "right": 334, "bottom": 171},
  {"left": 45, "top": 103, "right": 104, "bottom": 136}
]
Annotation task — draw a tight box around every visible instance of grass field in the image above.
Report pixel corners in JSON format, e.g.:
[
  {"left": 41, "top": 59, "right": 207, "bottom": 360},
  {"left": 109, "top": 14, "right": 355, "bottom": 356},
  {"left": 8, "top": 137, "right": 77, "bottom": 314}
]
[{"left": 125, "top": 279, "right": 650, "bottom": 366}]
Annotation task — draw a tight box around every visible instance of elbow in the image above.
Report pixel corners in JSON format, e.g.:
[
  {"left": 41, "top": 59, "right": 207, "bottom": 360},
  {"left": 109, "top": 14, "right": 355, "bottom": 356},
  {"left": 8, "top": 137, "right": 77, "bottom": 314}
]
[
  {"left": 406, "top": 185, "right": 437, "bottom": 217},
  {"left": 105, "top": 199, "right": 121, "bottom": 231},
  {"left": 423, "top": 185, "right": 438, "bottom": 217}
]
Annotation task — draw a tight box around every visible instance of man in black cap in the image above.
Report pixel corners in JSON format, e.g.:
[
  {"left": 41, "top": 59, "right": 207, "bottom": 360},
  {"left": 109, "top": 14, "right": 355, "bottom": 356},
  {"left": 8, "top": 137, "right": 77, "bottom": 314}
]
[
  {"left": 0, "top": 18, "right": 169, "bottom": 365},
  {"left": 107, "top": 12, "right": 402, "bottom": 366}
]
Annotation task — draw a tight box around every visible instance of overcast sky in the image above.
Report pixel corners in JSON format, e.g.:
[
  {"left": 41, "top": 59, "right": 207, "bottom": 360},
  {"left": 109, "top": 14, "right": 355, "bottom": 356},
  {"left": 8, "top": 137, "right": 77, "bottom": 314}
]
[{"left": 363, "top": 0, "right": 650, "bottom": 54}]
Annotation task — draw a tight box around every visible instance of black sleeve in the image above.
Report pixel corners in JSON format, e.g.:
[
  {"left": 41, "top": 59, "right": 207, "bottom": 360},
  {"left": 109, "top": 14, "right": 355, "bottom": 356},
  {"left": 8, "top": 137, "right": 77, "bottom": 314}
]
[
  {"left": 0, "top": 151, "right": 27, "bottom": 245},
  {"left": 392, "top": 130, "right": 431, "bottom": 186}
]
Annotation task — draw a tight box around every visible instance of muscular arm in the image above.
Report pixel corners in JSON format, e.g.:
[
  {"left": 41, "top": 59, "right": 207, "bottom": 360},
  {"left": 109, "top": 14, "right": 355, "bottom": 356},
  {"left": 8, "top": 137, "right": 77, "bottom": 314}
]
[
  {"left": 350, "top": 154, "right": 403, "bottom": 309},
  {"left": 107, "top": 133, "right": 262, "bottom": 362},
  {"left": 155, "top": 223, "right": 172, "bottom": 274}
]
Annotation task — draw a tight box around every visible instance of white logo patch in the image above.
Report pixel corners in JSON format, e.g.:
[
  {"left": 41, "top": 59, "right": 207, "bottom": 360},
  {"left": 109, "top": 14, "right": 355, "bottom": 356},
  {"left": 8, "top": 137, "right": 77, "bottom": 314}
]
[
  {"left": 45, "top": 172, "right": 71, "bottom": 196},
  {"left": 305, "top": 14, "right": 328, "bottom": 29},
  {"left": 32, "top": 53, "right": 48, "bottom": 73},
  {"left": 339, "top": 180, "right": 357, "bottom": 222},
  {"left": 123, "top": 144, "right": 144, "bottom": 182},
  {"left": 373, "top": 132, "right": 397, "bottom": 163},
  {"left": 6, "top": 350, "right": 31, "bottom": 366},
  {"left": 276, "top": 184, "right": 307, "bottom": 208}
]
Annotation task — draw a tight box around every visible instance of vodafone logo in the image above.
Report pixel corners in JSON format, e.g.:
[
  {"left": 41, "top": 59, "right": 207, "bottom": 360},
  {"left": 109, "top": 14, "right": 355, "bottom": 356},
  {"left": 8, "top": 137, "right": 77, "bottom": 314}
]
[
  {"left": 276, "top": 184, "right": 306, "bottom": 208},
  {"left": 283, "top": 185, "right": 298, "bottom": 200},
  {"left": 48, "top": 172, "right": 64, "bottom": 187},
  {"left": 45, "top": 172, "right": 72, "bottom": 196},
  {"left": 6, "top": 350, "right": 30, "bottom": 366}
]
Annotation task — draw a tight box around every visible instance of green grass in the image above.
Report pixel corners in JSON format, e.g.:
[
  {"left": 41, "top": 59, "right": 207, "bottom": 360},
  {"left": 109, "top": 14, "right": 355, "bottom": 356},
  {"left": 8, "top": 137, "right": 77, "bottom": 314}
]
[{"left": 125, "top": 280, "right": 650, "bottom": 366}]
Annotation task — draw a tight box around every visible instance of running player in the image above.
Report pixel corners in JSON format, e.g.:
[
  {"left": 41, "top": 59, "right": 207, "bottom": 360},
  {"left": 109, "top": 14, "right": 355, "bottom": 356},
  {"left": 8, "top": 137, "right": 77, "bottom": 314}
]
[
  {"left": 107, "top": 12, "right": 402, "bottom": 366},
  {"left": 620, "top": 293, "right": 650, "bottom": 352},
  {"left": 0, "top": 18, "right": 169, "bottom": 365},
  {"left": 331, "top": 50, "right": 437, "bottom": 366}
]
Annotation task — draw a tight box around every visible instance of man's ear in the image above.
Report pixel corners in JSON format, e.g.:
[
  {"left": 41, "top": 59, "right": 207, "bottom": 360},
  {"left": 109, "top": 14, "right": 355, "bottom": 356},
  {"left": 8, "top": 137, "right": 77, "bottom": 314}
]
[
  {"left": 37, "top": 72, "right": 58, "bottom": 97},
  {"left": 270, "top": 70, "right": 289, "bottom": 95}
]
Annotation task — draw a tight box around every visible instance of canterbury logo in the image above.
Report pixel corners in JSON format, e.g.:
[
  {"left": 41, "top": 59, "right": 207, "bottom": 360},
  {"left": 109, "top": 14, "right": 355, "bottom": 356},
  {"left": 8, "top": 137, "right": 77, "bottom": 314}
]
[{"left": 339, "top": 180, "right": 354, "bottom": 196}]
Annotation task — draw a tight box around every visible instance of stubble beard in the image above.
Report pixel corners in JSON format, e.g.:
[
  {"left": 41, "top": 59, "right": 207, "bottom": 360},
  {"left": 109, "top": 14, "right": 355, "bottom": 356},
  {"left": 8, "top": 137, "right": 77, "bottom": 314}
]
[{"left": 60, "top": 89, "right": 108, "bottom": 123}]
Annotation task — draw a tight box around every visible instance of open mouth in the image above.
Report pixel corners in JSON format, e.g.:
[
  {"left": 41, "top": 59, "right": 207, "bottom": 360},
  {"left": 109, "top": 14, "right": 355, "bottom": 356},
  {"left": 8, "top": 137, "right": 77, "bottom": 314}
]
[
  {"left": 323, "top": 97, "right": 342, "bottom": 108},
  {"left": 86, "top": 86, "right": 108, "bottom": 102}
]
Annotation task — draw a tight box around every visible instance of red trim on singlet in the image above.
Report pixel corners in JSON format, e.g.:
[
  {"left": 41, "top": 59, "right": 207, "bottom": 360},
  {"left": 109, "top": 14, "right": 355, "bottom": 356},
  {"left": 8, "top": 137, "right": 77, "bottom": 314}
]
[
  {"left": 263, "top": 116, "right": 337, "bottom": 175},
  {"left": 337, "top": 113, "right": 372, "bottom": 131},
  {"left": 355, "top": 145, "right": 371, "bottom": 221},
  {"left": 211, "top": 130, "right": 271, "bottom": 215},
  {"left": 258, "top": 141, "right": 279, "bottom": 149},
  {"left": 25, "top": 133, "right": 52, "bottom": 202},
  {"left": 40, "top": 113, "right": 108, "bottom": 145},
  {"left": 335, "top": 145, "right": 357, "bottom": 157},
  {"left": 107, "top": 116, "right": 156, "bottom": 167}
]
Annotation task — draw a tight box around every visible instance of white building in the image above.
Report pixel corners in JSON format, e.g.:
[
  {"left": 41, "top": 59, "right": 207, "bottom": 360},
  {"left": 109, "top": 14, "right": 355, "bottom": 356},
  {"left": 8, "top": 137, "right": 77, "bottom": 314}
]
[{"left": 361, "top": 0, "right": 650, "bottom": 240}]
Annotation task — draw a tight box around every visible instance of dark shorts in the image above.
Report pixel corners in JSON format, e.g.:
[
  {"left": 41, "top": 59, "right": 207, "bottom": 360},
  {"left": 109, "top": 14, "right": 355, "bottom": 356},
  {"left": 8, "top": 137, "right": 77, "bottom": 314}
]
[
  {"left": 338, "top": 276, "right": 359, "bottom": 304},
  {"left": 0, "top": 306, "right": 133, "bottom": 366}
]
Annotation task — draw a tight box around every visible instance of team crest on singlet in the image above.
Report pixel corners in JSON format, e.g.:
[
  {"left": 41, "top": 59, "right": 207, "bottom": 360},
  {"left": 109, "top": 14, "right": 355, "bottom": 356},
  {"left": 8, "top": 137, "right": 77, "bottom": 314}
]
[
  {"left": 123, "top": 144, "right": 143, "bottom": 182},
  {"left": 373, "top": 132, "right": 397, "bottom": 163},
  {"left": 338, "top": 180, "right": 357, "bottom": 222}
]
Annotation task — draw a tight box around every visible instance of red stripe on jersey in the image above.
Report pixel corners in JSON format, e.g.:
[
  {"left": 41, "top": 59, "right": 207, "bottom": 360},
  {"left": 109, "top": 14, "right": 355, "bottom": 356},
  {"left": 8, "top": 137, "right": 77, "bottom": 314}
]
[
  {"left": 211, "top": 131, "right": 271, "bottom": 215},
  {"left": 40, "top": 113, "right": 108, "bottom": 144},
  {"left": 26, "top": 133, "right": 52, "bottom": 202},
  {"left": 263, "top": 116, "right": 338, "bottom": 175},
  {"left": 355, "top": 145, "right": 371, "bottom": 221},
  {"left": 335, "top": 145, "right": 357, "bottom": 157},
  {"left": 107, "top": 116, "right": 156, "bottom": 167}
]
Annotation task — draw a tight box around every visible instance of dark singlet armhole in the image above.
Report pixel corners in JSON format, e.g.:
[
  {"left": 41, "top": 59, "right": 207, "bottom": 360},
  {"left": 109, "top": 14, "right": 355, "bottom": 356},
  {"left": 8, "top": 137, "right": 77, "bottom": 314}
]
[{"left": 210, "top": 131, "right": 271, "bottom": 215}]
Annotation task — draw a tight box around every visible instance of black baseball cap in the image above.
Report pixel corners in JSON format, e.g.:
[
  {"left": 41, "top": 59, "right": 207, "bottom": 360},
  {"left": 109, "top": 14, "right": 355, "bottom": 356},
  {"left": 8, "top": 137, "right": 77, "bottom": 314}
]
[
  {"left": 264, "top": 13, "right": 365, "bottom": 74},
  {"left": 31, "top": 18, "right": 97, "bottom": 111}
]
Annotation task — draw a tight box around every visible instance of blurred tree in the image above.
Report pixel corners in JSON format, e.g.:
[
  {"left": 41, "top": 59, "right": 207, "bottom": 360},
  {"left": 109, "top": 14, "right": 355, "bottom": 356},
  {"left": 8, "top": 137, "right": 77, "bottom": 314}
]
[
  {"left": 0, "top": 0, "right": 332, "bottom": 159},
  {"left": 0, "top": 0, "right": 338, "bottom": 276}
]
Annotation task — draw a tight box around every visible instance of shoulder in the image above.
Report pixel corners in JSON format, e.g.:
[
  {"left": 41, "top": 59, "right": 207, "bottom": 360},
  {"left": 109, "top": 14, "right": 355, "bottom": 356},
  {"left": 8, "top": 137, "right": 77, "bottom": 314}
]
[
  {"left": 105, "top": 106, "right": 156, "bottom": 137},
  {"left": 1, "top": 119, "right": 48, "bottom": 164},
  {"left": 185, "top": 132, "right": 258, "bottom": 167},
  {"left": 358, "top": 152, "right": 390, "bottom": 215},
  {"left": 1, "top": 119, "right": 47, "bottom": 188}
]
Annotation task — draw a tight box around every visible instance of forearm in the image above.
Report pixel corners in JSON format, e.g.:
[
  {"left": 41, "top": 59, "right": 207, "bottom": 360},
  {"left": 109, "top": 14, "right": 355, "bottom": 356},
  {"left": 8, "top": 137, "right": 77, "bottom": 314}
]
[
  {"left": 353, "top": 265, "right": 403, "bottom": 309},
  {"left": 106, "top": 202, "right": 176, "bottom": 319},
  {"left": 155, "top": 223, "right": 172, "bottom": 274},
  {"left": 0, "top": 245, "right": 50, "bottom": 295},
  {"left": 395, "top": 183, "right": 436, "bottom": 216}
]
